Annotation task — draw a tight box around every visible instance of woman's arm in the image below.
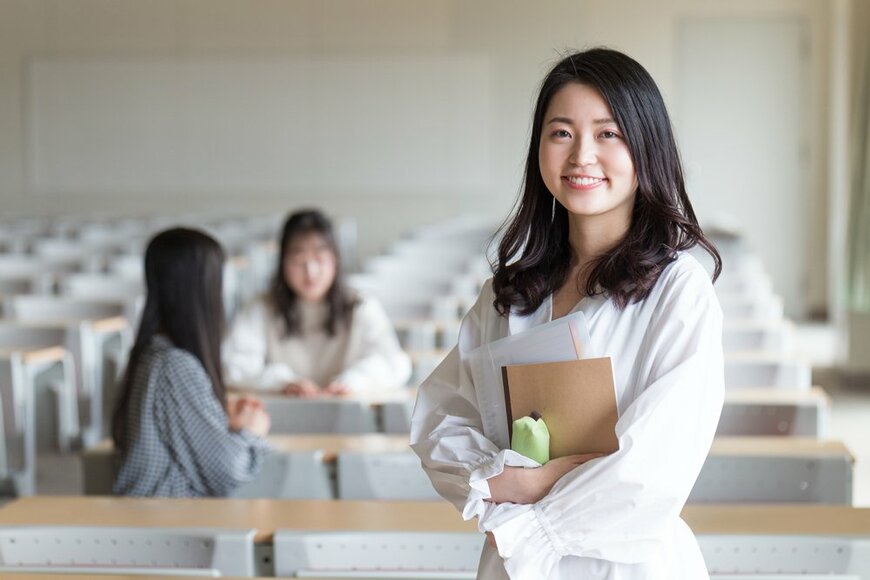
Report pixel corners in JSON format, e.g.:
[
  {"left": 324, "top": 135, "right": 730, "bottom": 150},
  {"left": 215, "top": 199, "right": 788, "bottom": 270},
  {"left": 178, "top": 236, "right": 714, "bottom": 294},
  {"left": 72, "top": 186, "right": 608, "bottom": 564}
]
[
  {"left": 222, "top": 299, "right": 299, "bottom": 391},
  {"left": 155, "top": 350, "right": 270, "bottom": 496},
  {"left": 485, "top": 269, "right": 725, "bottom": 578},
  {"left": 330, "top": 296, "right": 412, "bottom": 391},
  {"left": 487, "top": 453, "right": 603, "bottom": 504},
  {"left": 410, "top": 283, "right": 541, "bottom": 522}
]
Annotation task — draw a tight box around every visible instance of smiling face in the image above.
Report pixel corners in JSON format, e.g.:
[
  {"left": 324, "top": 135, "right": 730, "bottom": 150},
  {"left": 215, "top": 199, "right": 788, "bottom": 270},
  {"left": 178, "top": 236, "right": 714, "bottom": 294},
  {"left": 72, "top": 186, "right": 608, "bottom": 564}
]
[
  {"left": 538, "top": 82, "right": 638, "bottom": 223},
  {"left": 282, "top": 232, "right": 337, "bottom": 303}
]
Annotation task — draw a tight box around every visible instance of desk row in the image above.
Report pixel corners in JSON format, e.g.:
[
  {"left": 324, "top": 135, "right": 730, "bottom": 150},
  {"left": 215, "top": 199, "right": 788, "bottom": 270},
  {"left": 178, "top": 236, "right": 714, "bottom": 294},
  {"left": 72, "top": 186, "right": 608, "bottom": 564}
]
[
  {"left": 82, "top": 434, "right": 855, "bottom": 504},
  {"left": 0, "top": 498, "right": 868, "bottom": 578}
]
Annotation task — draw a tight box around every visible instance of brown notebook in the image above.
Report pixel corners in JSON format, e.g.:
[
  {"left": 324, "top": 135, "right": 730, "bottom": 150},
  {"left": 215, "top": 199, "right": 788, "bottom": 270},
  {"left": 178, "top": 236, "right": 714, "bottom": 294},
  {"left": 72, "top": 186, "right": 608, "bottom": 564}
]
[{"left": 502, "top": 357, "right": 620, "bottom": 458}]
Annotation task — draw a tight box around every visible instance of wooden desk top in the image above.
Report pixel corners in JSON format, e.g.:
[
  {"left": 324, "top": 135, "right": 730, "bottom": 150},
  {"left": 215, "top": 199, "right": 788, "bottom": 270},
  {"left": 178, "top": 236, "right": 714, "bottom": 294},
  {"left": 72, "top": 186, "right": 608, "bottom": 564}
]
[
  {"left": 242, "top": 384, "right": 828, "bottom": 408},
  {"left": 709, "top": 437, "right": 853, "bottom": 461},
  {"left": 0, "top": 497, "right": 476, "bottom": 543},
  {"left": 90, "top": 434, "right": 411, "bottom": 462},
  {"left": 2, "top": 498, "right": 870, "bottom": 540},
  {"left": 275, "top": 435, "right": 852, "bottom": 462},
  {"left": 0, "top": 345, "right": 66, "bottom": 364},
  {"left": 91, "top": 315, "right": 130, "bottom": 333},
  {"left": 724, "top": 385, "right": 829, "bottom": 405},
  {"left": 267, "top": 434, "right": 410, "bottom": 460},
  {"left": 724, "top": 319, "right": 795, "bottom": 330},
  {"left": 683, "top": 504, "right": 870, "bottom": 535},
  {"left": 725, "top": 351, "right": 809, "bottom": 364},
  {"left": 89, "top": 434, "right": 850, "bottom": 464},
  {"left": 0, "top": 316, "right": 121, "bottom": 331},
  {"left": 229, "top": 387, "right": 416, "bottom": 406}
]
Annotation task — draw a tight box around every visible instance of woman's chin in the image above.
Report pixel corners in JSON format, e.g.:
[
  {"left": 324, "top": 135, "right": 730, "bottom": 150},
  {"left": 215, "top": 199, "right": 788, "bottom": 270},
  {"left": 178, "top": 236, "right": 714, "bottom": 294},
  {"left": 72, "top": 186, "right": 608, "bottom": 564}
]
[{"left": 297, "top": 291, "right": 328, "bottom": 303}]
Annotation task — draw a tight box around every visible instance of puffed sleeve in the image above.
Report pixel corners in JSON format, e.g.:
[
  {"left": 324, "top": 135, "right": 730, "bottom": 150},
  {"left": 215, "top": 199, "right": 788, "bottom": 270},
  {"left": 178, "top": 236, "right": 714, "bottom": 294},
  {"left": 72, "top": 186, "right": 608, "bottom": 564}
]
[
  {"left": 410, "top": 283, "right": 539, "bottom": 522},
  {"left": 154, "top": 350, "right": 269, "bottom": 496},
  {"left": 222, "top": 297, "right": 298, "bottom": 391},
  {"left": 332, "top": 296, "right": 412, "bottom": 391},
  {"left": 484, "top": 267, "right": 724, "bottom": 578}
]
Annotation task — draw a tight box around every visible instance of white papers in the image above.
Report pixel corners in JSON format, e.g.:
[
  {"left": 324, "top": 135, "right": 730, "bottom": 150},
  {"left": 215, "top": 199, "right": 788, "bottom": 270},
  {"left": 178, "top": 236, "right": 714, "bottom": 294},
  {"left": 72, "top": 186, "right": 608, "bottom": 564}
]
[{"left": 467, "top": 311, "right": 594, "bottom": 449}]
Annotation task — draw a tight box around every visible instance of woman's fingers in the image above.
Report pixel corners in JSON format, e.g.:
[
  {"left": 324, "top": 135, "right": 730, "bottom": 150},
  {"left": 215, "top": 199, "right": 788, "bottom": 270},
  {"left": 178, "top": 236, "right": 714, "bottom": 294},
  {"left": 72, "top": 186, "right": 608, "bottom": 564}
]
[{"left": 282, "top": 380, "right": 320, "bottom": 397}]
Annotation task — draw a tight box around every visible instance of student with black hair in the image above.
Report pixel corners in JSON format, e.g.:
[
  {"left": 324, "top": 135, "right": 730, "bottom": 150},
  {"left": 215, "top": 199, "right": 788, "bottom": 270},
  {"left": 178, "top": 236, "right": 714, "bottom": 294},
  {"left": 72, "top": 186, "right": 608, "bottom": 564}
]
[
  {"left": 112, "top": 228, "right": 270, "bottom": 497},
  {"left": 223, "top": 210, "right": 410, "bottom": 396},
  {"left": 411, "top": 48, "right": 725, "bottom": 579}
]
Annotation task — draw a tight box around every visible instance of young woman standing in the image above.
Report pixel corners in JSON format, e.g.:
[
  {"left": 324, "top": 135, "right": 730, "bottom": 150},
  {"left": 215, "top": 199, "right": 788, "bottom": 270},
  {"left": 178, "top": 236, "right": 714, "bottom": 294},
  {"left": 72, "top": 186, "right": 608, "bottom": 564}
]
[{"left": 411, "top": 48, "right": 724, "bottom": 579}]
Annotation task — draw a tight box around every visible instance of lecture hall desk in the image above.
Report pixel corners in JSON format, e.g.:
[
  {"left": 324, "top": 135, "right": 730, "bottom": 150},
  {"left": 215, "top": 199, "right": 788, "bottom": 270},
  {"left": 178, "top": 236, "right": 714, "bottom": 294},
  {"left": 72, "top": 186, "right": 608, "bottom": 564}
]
[
  {"left": 2, "top": 499, "right": 870, "bottom": 577},
  {"left": 89, "top": 433, "right": 853, "bottom": 464},
  {"left": 3, "top": 497, "right": 870, "bottom": 539}
]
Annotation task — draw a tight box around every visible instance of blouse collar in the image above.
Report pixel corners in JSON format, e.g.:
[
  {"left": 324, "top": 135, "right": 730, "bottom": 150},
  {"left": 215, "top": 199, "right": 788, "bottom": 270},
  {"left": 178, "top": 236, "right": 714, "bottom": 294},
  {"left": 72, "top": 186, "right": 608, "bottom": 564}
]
[{"left": 507, "top": 292, "right": 604, "bottom": 337}]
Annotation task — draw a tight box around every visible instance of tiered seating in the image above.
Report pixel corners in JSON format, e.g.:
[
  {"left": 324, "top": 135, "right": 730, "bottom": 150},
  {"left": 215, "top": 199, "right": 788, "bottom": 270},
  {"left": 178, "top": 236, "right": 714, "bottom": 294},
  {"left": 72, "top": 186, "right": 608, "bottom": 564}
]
[
  {"left": 0, "top": 212, "right": 298, "bottom": 495},
  {"left": 0, "top": 215, "right": 860, "bottom": 579}
]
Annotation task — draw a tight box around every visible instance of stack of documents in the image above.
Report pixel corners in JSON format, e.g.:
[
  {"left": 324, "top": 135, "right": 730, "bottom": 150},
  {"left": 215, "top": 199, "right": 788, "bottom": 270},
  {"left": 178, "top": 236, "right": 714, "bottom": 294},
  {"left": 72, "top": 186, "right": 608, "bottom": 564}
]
[{"left": 468, "top": 311, "right": 618, "bottom": 456}]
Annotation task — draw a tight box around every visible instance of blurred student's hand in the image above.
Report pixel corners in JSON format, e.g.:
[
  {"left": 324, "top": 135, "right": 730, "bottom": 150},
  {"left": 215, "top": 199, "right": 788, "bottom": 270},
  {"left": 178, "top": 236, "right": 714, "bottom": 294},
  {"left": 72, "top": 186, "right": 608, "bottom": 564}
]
[
  {"left": 229, "top": 394, "right": 263, "bottom": 414},
  {"left": 324, "top": 382, "right": 350, "bottom": 396},
  {"left": 229, "top": 398, "right": 271, "bottom": 437},
  {"left": 282, "top": 379, "right": 320, "bottom": 398}
]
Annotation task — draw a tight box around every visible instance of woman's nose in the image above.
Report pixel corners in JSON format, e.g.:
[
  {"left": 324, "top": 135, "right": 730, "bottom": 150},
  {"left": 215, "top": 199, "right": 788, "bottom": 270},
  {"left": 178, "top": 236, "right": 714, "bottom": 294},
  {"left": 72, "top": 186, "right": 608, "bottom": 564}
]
[
  {"left": 570, "top": 137, "right": 596, "bottom": 166},
  {"left": 304, "top": 259, "right": 321, "bottom": 278}
]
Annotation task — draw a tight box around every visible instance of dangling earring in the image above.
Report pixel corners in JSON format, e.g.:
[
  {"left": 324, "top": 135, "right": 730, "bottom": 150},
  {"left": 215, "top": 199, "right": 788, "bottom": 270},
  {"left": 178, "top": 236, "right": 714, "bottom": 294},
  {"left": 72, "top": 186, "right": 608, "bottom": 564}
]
[{"left": 551, "top": 197, "right": 556, "bottom": 222}]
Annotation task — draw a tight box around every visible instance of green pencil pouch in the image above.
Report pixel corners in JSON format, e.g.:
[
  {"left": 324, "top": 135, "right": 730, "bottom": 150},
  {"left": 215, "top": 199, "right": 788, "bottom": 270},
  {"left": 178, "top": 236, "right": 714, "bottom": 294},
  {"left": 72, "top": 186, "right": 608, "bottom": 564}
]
[{"left": 510, "top": 411, "right": 550, "bottom": 465}]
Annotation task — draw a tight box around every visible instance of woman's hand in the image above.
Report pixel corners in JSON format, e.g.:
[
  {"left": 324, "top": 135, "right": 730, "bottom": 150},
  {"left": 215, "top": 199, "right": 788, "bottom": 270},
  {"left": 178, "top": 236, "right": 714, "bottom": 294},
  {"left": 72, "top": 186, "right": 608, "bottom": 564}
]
[
  {"left": 282, "top": 379, "right": 320, "bottom": 398},
  {"left": 487, "top": 452, "right": 604, "bottom": 505},
  {"left": 529, "top": 454, "right": 604, "bottom": 502},
  {"left": 228, "top": 396, "right": 271, "bottom": 437},
  {"left": 323, "top": 382, "right": 350, "bottom": 396}
]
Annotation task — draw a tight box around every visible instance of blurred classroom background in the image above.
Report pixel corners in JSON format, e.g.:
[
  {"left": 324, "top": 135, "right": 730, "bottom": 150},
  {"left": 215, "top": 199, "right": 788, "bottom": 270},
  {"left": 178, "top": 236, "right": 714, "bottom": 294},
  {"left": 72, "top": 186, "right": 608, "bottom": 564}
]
[{"left": 1, "top": 0, "right": 870, "bottom": 578}]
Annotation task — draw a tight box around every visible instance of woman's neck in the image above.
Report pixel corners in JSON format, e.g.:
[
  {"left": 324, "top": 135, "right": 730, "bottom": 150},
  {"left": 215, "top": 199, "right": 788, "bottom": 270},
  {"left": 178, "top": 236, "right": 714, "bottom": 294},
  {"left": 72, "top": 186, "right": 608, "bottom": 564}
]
[
  {"left": 551, "top": 211, "right": 632, "bottom": 319},
  {"left": 566, "top": 211, "right": 631, "bottom": 268}
]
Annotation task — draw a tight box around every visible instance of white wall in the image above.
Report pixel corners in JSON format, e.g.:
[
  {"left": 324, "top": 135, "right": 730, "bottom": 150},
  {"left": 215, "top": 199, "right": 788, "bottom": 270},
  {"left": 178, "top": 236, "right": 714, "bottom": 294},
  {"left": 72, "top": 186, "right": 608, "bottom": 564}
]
[{"left": 0, "top": 0, "right": 835, "bottom": 316}]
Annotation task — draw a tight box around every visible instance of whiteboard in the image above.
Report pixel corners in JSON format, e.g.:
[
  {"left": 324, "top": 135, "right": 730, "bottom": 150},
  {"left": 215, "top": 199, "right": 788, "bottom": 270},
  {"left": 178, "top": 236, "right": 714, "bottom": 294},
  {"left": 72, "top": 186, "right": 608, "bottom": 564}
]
[{"left": 26, "top": 56, "right": 492, "bottom": 196}]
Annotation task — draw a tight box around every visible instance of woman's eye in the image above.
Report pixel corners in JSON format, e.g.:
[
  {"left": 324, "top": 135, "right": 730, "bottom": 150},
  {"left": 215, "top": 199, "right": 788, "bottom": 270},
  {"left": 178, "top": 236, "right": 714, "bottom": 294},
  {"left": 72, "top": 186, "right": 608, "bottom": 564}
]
[
  {"left": 553, "top": 129, "right": 571, "bottom": 139},
  {"left": 600, "top": 130, "right": 620, "bottom": 139}
]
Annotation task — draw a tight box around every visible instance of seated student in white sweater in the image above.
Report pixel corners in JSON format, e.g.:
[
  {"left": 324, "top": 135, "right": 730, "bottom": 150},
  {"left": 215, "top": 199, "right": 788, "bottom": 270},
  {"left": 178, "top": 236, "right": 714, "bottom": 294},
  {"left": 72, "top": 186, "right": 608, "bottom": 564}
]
[{"left": 223, "top": 210, "right": 411, "bottom": 396}]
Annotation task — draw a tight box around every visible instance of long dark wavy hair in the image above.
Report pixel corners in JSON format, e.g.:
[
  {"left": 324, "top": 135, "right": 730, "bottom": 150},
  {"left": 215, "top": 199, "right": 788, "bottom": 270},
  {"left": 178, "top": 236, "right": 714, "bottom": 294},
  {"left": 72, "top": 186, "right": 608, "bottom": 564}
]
[
  {"left": 112, "top": 228, "right": 227, "bottom": 452},
  {"left": 492, "top": 48, "right": 721, "bottom": 315},
  {"left": 269, "top": 210, "right": 357, "bottom": 337}
]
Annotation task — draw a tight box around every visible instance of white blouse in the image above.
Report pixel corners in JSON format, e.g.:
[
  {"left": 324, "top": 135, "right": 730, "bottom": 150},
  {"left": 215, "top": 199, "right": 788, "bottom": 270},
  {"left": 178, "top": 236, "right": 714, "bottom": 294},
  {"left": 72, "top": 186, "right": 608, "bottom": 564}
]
[
  {"left": 222, "top": 293, "right": 411, "bottom": 392},
  {"left": 410, "top": 252, "right": 724, "bottom": 579}
]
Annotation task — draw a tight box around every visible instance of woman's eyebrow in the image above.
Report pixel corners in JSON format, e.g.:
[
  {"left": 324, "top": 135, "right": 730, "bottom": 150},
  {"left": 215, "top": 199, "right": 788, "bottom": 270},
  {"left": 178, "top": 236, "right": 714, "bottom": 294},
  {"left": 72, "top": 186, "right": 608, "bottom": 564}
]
[{"left": 546, "top": 116, "right": 616, "bottom": 125}]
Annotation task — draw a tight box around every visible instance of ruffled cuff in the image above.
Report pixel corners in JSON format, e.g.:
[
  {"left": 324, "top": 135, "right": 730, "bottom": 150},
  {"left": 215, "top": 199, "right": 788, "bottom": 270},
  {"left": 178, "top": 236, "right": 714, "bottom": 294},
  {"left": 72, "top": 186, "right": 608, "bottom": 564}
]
[
  {"left": 491, "top": 505, "right": 565, "bottom": 580},
  {"left": 461, "top": 449, "right": 540, "bottom": 523}
]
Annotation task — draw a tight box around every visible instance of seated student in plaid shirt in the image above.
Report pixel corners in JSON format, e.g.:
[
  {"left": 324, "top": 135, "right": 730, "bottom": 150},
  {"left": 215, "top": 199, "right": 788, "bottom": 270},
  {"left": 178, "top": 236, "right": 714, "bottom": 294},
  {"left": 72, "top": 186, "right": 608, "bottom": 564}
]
[{"left": 112, "top": 228, "right": 271, "bottom": 497}]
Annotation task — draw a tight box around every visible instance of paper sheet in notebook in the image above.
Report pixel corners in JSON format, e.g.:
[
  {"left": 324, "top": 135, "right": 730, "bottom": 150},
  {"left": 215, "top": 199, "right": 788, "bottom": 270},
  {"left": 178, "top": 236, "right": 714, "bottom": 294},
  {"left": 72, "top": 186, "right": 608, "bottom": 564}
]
[
  {"left": 503, "top": 357, "right": 619, "bottom": 457},
  {"left": 467, "top": 310, "right": 597, "bottom": 450}
]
